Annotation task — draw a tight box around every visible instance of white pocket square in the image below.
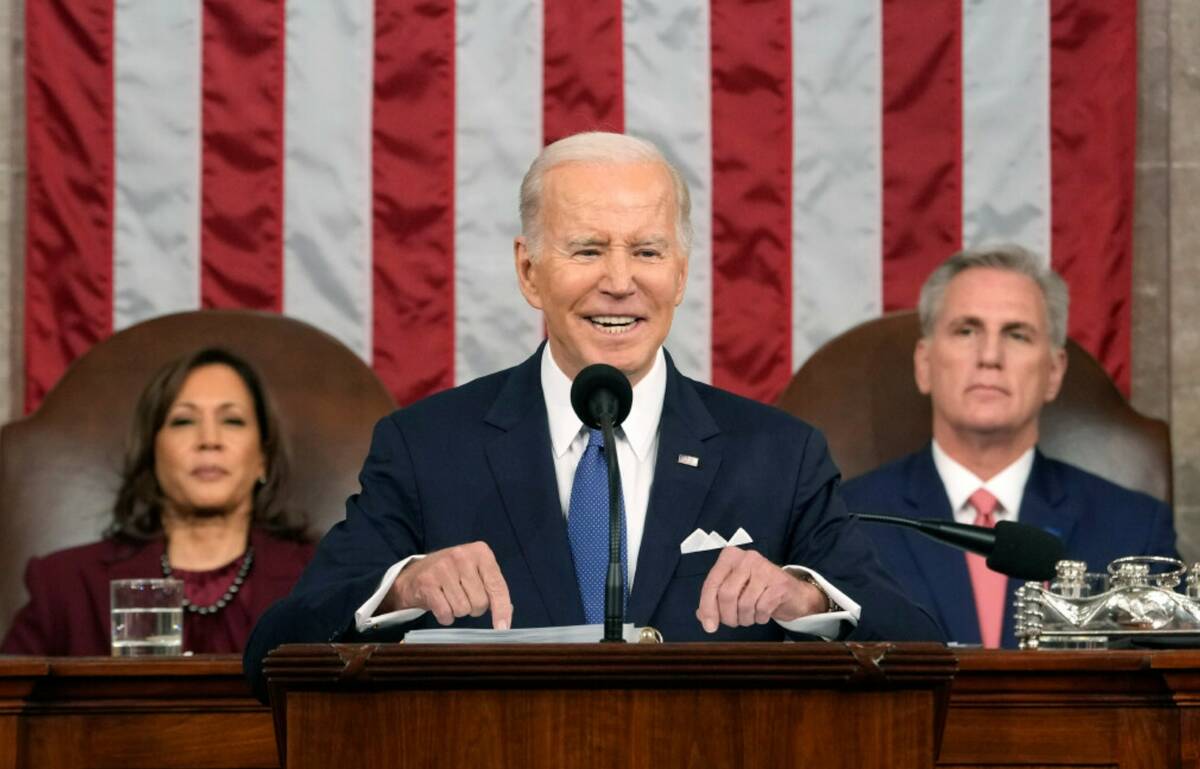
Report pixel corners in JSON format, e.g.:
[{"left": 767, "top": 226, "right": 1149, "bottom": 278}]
[{"left": 680, "top": 527, "right": 753, "bottom": 554}]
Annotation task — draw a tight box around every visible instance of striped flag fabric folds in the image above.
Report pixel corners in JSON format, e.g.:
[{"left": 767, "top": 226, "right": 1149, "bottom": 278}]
[{"left": 24, "top": 0, "right": 1136, "bottom": 412}]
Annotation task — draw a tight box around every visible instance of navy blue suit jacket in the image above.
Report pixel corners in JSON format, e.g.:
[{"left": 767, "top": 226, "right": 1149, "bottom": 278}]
[
  {"left": 840, "top": 444, "right": 1178, "bottom": 648},
  {"left": 245, "top": 349, "right": 942, "bottom": 693}
]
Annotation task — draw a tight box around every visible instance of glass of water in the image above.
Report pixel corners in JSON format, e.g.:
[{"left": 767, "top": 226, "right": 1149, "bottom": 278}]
[{"left": 110, "top": 578, "right": 184, "bottom": 656}]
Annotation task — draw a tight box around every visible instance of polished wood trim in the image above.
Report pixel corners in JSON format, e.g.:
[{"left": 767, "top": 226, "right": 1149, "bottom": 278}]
[
  {"left": 264, "top": 641, "right": 956, "bottom": 686},
  {"left": 266, "top": 643, "right": 958, "bottom": 769},
  {"left": 0, "top": 648, "right": 1194, "bottom": 768},
  {"left": 943, "top": 650, "right": 1179, "bottom": 768},
  {"left": 0, "top": 655, "right": 276, "bottom": 768}
]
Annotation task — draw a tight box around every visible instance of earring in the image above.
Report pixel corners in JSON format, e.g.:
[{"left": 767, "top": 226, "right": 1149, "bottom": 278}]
[{"left": 257, "top": 474, "right": 267, "bottom": 485}]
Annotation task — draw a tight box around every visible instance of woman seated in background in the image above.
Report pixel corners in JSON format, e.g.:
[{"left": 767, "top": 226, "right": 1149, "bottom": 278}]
[{"left": 1, "top": 347, "right": 314, "bottom": 655}]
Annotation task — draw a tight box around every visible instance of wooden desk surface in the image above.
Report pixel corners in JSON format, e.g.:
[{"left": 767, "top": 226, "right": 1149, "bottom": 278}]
[
  {"left": 266, "top": 642, "right": 956, "bottom": 769},
  {"left": 0, "top": 655, "right": 275, "bottom": 769},
  {"left": 0, "top": 648, "right": 1194, "bottom": 769},
  {"left": 946, "top": 649, "right": 1185, "bottom": 769}
]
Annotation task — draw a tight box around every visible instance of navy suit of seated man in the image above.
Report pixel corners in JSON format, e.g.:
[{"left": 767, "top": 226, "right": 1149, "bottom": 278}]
[
  {"left": 841, "top": 245, "right": 1177, "bottom": 649},
  {"left": 244, "top": 131, "right": 943, "bottom": 698}
]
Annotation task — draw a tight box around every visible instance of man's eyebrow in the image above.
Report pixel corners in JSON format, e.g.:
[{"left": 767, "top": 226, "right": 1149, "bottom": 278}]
[
  {"left": 565, "top": 236, "right": 609, "bottom": 249},
  {"left": 631, "top": 236, "right": 670, "bottom": 248},
  {"left": 946, "top": 315, "right": 1040, "bottom": 333}
]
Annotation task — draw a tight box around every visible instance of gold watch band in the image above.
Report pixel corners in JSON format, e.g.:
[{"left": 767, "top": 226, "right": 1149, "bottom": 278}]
[{"left": 802, "top": 573, "right": 839, "bottom": 614}]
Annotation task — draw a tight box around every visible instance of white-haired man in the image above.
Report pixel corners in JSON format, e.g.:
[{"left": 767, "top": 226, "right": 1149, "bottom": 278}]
[
  {"left": 245, "top": 132, "right": 941, "bottom": 696},
  {"left": 842, "top": 246, "right": 1177, "bottom": 648}
]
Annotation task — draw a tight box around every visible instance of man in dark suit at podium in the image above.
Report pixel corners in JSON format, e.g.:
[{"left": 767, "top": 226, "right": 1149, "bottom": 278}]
[
  {"left": 841, "top": 246, "right": 1177, "bottom": 648},
  {"left": 245, "top": 131, "right": 941, "bottom": 694}
]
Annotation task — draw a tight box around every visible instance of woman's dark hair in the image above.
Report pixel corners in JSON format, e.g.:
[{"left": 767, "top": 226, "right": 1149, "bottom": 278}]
[{"left": 107, "top": 347, "right": 307, "bottom": 541}]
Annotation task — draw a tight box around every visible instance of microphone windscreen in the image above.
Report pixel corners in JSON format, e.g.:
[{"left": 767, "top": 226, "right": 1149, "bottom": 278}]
[
  {"left": 570, "top": 364, "right": 633, "bottom": 428},
  {"left": 987, "top": 521, "right": 1065, "bottom": 580}
]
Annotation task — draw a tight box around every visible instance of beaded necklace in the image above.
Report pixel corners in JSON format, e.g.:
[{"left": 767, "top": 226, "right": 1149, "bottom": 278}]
[{"left": 161, "top": 546, "right": 255, "bottom": 615}]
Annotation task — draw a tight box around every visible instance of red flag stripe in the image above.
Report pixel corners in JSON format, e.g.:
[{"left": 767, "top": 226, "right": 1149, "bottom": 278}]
[
  {"left": 542, "top": 0, "right": 625, "bottom": 143},
  {"left": 24, "top": 0, "right": 115, "bottom": 412},
  {"left": 371, "top": 0, "right": 457, "bottom": 405},
  {"left": 709, "top": 0, "right": 793, "bottom": 401},
  {"left": 1049, "top": 0, "right": 1136, "bottom": 394},
  {"left": 881, "top": 0, "right": 963, "bottom": 312},
  {"left": 19, "top": 1, "right": 1142, "bottom": 412},
  {"left": 199, "top": 0, "right": 285, "bottom": 312}
]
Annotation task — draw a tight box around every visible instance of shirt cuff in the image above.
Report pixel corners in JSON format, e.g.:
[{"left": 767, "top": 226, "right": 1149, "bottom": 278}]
[
  {"left": 775, "top": 565, "right": 861, "bottom": 639},
  {"left": 353, "top": 555, "right": 427, "bottom": 632}
]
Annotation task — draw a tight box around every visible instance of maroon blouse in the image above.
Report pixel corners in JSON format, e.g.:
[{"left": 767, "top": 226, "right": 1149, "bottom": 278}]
[{"left": 171, "top": 551, "right": 258, "bottom": 654}]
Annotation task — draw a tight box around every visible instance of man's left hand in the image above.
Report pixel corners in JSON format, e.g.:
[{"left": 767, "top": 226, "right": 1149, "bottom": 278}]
[{"left": 695, "top": 547, "right": 828, "bottom": 633}]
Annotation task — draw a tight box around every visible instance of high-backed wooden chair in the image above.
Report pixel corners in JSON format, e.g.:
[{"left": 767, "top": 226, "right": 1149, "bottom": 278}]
[
  {"left": 0, "top": 310, "right": 396, "bottom": 633},
  {"left": 776, "top": 311, "right": 1172, "bottom": 503}
]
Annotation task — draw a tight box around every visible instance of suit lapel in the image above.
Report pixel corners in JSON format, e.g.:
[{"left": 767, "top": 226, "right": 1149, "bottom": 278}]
[
  {"left": 902, "top": 446, "right": 982, "bottom": 644},
  {"left": 246, "top": 530, "right": 306, "bottom": 618},
  {"left": 626, "top": 360, "right": 720, "bottom": 625},
  {"left": 484, "top": 349, "right": 585, "bottom": 626},
  {"left": 106, "top": 539, "right": 165, "bottom": 579},
  {"left": 1016, "top": 450, "right": 1075, "bottom": 546},
  {"left": 1002, "top": 450, "right": 1073, "bottom": 645}
]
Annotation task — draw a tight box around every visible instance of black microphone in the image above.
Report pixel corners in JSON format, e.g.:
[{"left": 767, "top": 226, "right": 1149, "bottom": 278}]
[
  {"left": 570, "top": 364, "right": 633, "bottom": 430},
  {"left": 853, "top": 513, "right": 1065, "bottom": 581},
  {"left": 569, "top": 364, "right": 634, "bottom": 643}
]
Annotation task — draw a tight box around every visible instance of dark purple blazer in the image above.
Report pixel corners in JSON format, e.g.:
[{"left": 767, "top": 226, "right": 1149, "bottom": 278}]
[{"left": 2, "top": 528, "right": 313, "bottom": 656}]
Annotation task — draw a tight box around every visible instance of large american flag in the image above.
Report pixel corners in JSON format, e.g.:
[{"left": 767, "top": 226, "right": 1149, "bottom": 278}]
[{"left": 24, "top": 0, "right": 1135, "bottom": 412}]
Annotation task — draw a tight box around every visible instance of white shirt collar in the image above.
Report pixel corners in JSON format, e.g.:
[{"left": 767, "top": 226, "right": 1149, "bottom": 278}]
[
  {"left": 541, "top": 346, "right": 667, "bottom": 461},
  {"left": 930, "top": 440, "right": 1034, "bottom": 520}
]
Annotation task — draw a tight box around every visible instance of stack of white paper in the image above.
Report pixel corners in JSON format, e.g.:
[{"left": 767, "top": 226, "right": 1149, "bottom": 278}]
[{"left": 404, "top": 623, "right": 646, "bottom": 644}]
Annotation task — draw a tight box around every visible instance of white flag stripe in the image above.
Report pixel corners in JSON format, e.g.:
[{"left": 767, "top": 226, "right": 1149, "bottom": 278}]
[
  {"left": 112, "top": 0, "right": 202, "bottom": 331},
  {"left": 454, "top": 0, "right": 545, "bottom": 385},
  {"left": 960, "top": 0, "right": 1051, "bottom": 260},
  {"left": 282, "top": 0, "right": 375, "bottom": 361},
  {"left": 83, "top": 0, "right": 1115, "bottom": 410},
  {"left": 790, "top": 0, "right": 884, "bottom": 366},
  {"left": 624, "top": 0, "right": 713, "bottom": 383}
]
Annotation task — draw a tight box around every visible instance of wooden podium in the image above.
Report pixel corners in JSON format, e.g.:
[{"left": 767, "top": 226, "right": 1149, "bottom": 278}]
[
  {"left": 264, "top": 642, "right": 956, "bottom": 769},
  {"left": 0, "top": 649, "right": 1196, "bottom": 767}
]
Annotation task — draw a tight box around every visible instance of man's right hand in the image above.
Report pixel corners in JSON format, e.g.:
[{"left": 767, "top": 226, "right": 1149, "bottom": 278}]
[{"left": 385, "top": 541, "right": 513, "bottom": 629}]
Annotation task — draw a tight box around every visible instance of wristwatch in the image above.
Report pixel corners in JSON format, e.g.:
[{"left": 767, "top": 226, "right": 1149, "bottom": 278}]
[{"left": 800, "top": 573, "right": 840, "bottom": 614}]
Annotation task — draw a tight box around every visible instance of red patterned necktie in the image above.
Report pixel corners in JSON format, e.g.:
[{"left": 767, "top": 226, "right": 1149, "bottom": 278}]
[{"left": 965, "top": 488, "right": 1006, "bottom": 648}]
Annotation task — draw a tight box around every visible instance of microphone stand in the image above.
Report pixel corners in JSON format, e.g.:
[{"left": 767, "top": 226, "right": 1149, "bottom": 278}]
[
  {"left": 853, "top": 512, "right": 994, "bottom": 555},
  {"left": 571, "top": 363, "right": 634, "bottom": 644},
  {"left": 599, "top": 416, "right": 625, "bottom": 643},
  {"left": 852, "top": 512, "right": 1065, "bottom": 580}
]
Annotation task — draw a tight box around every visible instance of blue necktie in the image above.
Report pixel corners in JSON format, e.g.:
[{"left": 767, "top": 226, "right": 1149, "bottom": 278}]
[{"left": 567, "top": 428, "right": 628, "bottom": 624}]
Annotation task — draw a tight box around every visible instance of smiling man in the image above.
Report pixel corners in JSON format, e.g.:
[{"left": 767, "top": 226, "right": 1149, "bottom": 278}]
[
  {"left": 841, "top": 246, "right": 1178, "bottom": 648},
  {"left": 244, "top": 132, "right": 942, "bottom": 697},
  {"left": 514, "top": 158, "right": 686, "bottom": 386}
]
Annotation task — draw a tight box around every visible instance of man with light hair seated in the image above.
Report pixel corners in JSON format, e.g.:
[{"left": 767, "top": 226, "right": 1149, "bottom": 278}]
[{"left": 841, "top": 245, "right": 1177, "bottom": 648}]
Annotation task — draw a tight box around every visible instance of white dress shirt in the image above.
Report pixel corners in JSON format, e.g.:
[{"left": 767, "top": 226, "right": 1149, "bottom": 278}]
[
  {"left": 355, "top": 347, "right": 859, "bottom": 636},
  {"left": 543, "top": 345, "right": 666, "bottom": 587},
  {"left": 930, "top": 440, "right": 1034, "bottom": 523}
]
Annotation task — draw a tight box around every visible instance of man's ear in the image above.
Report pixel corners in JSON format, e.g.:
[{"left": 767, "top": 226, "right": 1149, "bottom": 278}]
[
  {"left": 514, "top": 237, "right": 543, "bottom": 311},
  {"left": 673, "top": 254, "right": 688, "bottom": 307},
  {"left": 1044, "top": 346, "right": 1068, "bottom": 402},
  {"left": 914, "top": 339, "right": 932, "bottom": 395}
]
